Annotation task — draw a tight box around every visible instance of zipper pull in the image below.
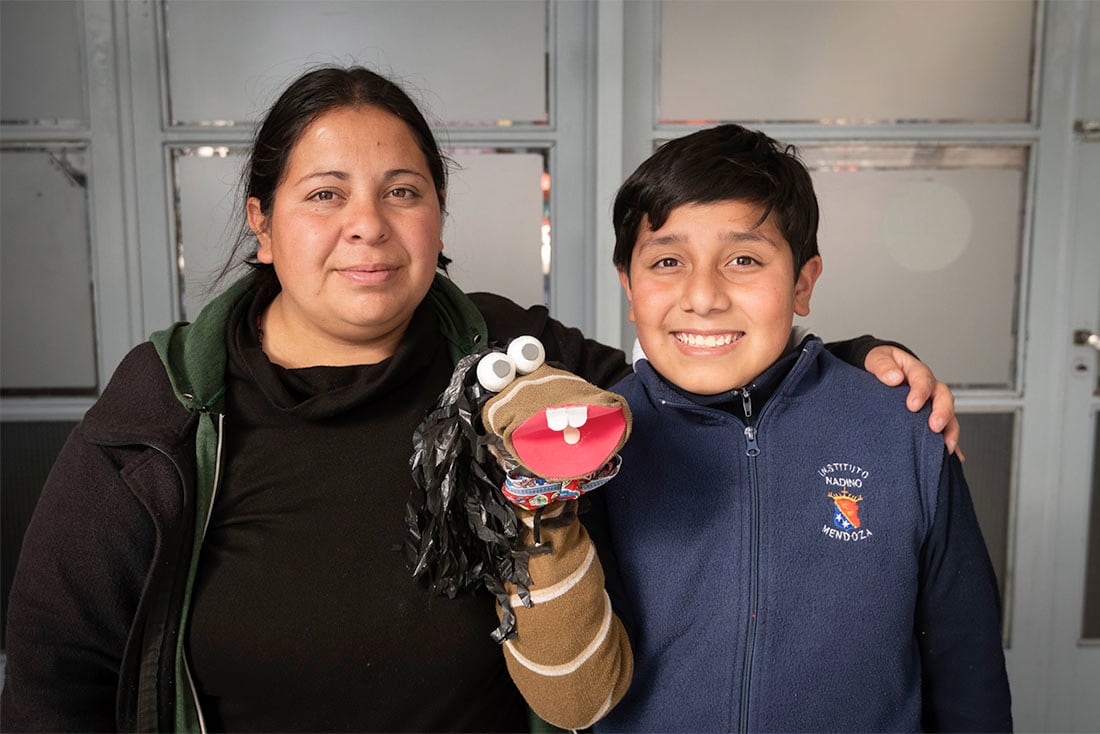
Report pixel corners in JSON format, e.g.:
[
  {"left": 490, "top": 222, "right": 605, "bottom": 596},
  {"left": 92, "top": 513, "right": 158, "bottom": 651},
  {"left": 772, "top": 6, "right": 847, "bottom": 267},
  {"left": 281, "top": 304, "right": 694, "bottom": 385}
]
[
  {"left": 744, "top": 425, "right": 760, "bottom": 457},
  {"left": 741, "top": 388, "right": 753, "bottom": 419}
]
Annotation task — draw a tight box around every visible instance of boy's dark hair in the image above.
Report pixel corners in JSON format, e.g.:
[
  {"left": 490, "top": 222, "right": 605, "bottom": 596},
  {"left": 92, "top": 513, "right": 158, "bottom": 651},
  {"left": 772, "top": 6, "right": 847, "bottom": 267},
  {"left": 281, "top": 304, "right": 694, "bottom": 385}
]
[{"left": 612, "top": 124, "right": 819, "bottom": 279}]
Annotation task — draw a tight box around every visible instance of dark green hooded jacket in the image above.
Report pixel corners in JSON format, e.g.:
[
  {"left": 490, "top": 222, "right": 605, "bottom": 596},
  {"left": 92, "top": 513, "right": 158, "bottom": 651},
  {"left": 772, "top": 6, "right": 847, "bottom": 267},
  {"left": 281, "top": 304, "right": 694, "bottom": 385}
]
[{"left": 2, "top": 273, "right": 497, "bottom": 731}]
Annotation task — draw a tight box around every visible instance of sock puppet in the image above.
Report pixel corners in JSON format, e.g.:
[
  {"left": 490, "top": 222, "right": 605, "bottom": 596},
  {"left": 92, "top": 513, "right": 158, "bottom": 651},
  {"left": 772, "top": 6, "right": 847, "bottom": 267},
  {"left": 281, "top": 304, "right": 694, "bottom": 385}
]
[
  {"left": 406, "top": 336, "right": 634, "bottom": 727},
  {"left": 407, "top": 335, "right": 631, "bottom": 638}
]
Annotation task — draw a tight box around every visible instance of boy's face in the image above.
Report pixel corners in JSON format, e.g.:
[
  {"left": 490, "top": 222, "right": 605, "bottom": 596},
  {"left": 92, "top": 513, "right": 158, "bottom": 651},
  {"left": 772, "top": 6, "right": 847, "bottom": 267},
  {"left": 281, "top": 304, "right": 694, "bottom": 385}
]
[{"left": 618, "top": 200, "right": 822, "bottom": 395}]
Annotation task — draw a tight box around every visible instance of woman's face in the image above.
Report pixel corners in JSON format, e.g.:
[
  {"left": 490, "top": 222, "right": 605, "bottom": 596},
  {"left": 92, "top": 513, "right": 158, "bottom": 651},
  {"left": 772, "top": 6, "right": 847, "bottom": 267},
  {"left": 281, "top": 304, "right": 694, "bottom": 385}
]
[{"left": 247, "top": 105, "right": 444, "bottom": 366}]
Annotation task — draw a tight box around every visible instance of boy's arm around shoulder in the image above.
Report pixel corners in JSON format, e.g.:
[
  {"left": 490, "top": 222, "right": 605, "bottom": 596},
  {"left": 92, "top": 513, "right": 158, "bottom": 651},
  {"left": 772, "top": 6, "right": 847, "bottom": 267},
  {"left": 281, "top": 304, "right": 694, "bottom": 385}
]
[
  {"left": 917, "top": 451, "right": 1013, "bottom": 732},
  {"left": 497, "top": 503, "right": 633, "bottom": 730},
  {"left": 470, "top": 292, "right": 632, "bottom": 389},
  {"left": 823, "top": 333, "right": 961, "bottom": 454}
]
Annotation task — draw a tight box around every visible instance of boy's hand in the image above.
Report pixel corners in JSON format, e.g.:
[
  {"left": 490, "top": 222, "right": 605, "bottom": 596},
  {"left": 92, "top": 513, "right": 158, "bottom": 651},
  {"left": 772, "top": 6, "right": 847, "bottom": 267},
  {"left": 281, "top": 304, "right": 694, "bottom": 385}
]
[{"left": 864, "top": 345, "right": 963, "bottom": 458}]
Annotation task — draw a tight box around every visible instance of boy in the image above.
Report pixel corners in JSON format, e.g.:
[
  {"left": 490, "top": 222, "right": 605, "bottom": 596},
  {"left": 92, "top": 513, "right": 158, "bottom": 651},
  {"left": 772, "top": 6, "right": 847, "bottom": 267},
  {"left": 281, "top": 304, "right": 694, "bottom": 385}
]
[{"left": 587, "top": 124, "right": 1011, "bottom": 731}]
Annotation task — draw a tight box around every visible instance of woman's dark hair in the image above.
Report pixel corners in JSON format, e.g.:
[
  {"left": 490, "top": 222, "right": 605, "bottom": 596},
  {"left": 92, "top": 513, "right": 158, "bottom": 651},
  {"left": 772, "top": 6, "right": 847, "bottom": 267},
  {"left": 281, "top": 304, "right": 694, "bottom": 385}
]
[
  {"left": 611, "top": 124, "right": 819, "bottom": 279},
  {"left": 221, "top": 65, "right": 452, "bottom": 290}
]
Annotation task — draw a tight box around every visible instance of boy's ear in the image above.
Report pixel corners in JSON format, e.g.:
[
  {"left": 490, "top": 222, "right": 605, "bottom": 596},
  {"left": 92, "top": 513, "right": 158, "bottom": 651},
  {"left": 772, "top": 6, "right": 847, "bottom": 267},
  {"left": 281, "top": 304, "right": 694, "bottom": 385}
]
[
  {"left": 617, "top": 267, "right": 636, "bottom": 323},
  {"left": 793, "top": 255, "right": 823, "bottom": 317},
  {"left": 246, "top": 197, "right": 273, "bottom": 264}
]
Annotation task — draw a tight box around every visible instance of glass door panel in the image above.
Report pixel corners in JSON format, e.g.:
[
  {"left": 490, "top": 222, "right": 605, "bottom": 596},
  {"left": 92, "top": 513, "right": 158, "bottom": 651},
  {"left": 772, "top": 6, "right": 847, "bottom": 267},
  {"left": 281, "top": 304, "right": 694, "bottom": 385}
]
[
  {"left": 0, "top": 148, "right": 97, "bottom": 394},
  {"left": 0, "top": 0, "right": 85, "bottom": 125},
  {"left": 955, "top": 412, "right": 1017, "bottom": 609},
  {"left": 171, "top": 147, "right": 248, "bottom": 320},
  {"left": 797, "top": 144, "right": 1027, "bottom": 389},
  {"left": 163, "top": 0, "right": 548, "bottom": 127},
  {"left": 658, "top": 0, "right": 1036, "bottom": 124},
  {"left": 444, "top": 149, "right": 549, "bottom": 308},
  {"left": 1084, "top": 412, "right": 1100, "bottom": 640}
]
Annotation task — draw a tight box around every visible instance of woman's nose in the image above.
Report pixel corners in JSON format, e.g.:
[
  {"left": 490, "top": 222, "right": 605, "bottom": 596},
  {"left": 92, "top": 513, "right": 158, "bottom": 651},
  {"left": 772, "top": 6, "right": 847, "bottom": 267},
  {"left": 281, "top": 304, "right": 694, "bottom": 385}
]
[
  {"left": 681, "top": 268, "right": 731, "bottom": 315},
  {"left": 345, "top": 197, "right": 389, "bottom": 243}
]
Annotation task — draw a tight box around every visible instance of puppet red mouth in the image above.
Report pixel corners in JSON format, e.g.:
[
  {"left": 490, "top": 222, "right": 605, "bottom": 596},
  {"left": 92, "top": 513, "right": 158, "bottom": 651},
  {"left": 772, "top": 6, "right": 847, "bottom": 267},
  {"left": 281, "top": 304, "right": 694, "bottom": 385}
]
[{"left": 510, "top": 404, "right": 627, "bottom": 479}]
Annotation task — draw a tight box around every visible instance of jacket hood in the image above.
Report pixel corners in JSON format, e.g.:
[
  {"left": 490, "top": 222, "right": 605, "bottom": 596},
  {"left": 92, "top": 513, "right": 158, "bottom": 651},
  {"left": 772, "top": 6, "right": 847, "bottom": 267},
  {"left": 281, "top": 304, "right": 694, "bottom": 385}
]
[
  {"left": 426, "top": 271, "right": 489, "bottom": 362},
  {"left": 150, "top": 274, "right": 254, "bottom": 415}
]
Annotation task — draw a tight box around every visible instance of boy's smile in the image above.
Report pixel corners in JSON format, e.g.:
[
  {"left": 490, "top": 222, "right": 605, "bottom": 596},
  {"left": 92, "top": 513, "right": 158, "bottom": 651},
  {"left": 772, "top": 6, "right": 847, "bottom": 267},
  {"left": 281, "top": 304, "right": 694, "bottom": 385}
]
[{"left": 619, "top": 200, "right": 822, "bottom": 395}]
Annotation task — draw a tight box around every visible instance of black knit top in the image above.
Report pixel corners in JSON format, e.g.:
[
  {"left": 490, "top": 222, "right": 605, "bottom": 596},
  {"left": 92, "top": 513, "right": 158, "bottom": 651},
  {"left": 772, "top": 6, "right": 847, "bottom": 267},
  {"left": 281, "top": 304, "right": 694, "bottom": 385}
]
[{"left": 187, "top": 288, "right": 528, "bottom": 731}]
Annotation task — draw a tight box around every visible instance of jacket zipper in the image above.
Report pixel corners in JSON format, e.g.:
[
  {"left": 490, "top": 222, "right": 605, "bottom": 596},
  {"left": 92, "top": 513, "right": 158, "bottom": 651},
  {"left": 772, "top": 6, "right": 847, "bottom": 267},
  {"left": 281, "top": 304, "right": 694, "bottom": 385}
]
[
  {"left": 184, "top": 411, "right": 226, "bottom": 734},
  {"left": 738, "top": 389, "right": 761, "bottom": 734}
]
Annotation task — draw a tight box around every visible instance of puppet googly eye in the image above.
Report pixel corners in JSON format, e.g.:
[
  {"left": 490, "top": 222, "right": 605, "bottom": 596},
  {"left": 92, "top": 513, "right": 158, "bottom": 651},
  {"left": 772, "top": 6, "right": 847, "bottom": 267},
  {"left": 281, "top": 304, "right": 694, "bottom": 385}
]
[
  {"left": 507, "top": 336, "right": 546, "bottom": 375},
  {"left": 477, "top": 352, "right": 517, "bottom": 392}
]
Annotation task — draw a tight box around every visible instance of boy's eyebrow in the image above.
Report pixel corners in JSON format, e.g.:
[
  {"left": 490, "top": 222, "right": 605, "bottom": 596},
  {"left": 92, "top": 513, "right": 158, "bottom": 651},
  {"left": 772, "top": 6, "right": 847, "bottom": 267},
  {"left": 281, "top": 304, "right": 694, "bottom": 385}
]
[{"left": 637, "top": 229, "right": 780, "bottom": 250}]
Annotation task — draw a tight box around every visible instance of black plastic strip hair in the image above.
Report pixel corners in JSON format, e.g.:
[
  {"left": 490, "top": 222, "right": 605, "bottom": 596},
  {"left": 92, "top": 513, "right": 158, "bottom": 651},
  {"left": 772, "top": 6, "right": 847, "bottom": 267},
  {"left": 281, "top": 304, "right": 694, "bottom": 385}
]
[{"left": 406, "top": 347, "right": 536, "bottom": 643}]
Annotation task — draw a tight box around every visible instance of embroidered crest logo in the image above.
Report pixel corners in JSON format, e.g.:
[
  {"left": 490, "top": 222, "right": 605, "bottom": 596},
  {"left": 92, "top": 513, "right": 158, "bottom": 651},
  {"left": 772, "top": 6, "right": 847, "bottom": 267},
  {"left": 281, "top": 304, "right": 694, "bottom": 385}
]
[
  {"left": 818, "top": 462, "right": 873, "bottom": 542},
  {"left": 829, "top": 489, "right": 862, "bottom": 530}
]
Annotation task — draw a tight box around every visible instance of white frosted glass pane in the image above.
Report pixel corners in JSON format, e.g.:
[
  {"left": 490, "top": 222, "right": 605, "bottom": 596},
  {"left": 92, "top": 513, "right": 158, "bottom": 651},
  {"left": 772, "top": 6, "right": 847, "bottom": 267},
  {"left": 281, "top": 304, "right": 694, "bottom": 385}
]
[
  {"left": 954, "top": 412, "right": 1015, "bottom": 602},
  {"left": 444, "top": 151, "right": 546, "bottom": 307},
  {"left": 173, "top": 149, "right": 248, "bottom": 320},
  {"left": 798, "top": 146, "right": 1026, "bottom": 388},
  {"left": 164, "top": 0, "right": 546, "bottom": 126},
  {"left": 0, "top": 150, "right": 96, "bottom": 392},
  {"left": 1086, "top": 413, "right": 1100, "bottom": 639},
  {"left": 660, "top": 0, "right": 1034, "bottom": 124},
  {"left": 1082, "top": 4, "right": 1100, "bottom": 122},
  {"left": 0, "top": 0, "right": 84, "bottom": 124}
]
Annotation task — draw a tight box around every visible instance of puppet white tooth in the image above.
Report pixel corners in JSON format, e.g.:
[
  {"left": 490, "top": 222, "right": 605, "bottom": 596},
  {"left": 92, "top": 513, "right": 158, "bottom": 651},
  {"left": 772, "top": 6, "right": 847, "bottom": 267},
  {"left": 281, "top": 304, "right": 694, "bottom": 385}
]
[
  {"left": 563, "top": 426, "right": 581, "bottom": 445},
  {"left": 546, "top": 407, "right": 569, "bottom": 431},
  {"left": 566, "top": 405, "right": 588, "bottom": 428}
]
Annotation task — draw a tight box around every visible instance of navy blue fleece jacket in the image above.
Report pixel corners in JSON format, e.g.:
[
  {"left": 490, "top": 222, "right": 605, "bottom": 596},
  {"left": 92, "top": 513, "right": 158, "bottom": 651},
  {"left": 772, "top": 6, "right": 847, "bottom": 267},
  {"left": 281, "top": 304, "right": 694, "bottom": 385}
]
[{"left": 586, "top": 337, "right": 1011, "bottom": 733}]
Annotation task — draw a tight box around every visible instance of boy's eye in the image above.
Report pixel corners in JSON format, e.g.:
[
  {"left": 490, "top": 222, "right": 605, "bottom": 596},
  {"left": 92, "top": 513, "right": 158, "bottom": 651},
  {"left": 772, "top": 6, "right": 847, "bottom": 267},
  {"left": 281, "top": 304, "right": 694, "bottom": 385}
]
[
  {"left": 653, "top": 257, "right": 680, "bottom": 269},
  {"left": 730, "top": 255, "right": 759, "bottom": 267}
]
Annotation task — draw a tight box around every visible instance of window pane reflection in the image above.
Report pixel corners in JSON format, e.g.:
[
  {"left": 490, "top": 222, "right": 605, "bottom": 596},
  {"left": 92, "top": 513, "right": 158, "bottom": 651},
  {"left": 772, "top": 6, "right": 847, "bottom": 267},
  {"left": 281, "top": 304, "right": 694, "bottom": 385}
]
[
  {"left": 164, "top": 0, "right": 548, "bottom": 127},
  {"left": 798, "top": 145, "right": 1027, "bottom": 389},
  {"left": 1080, "top": 3, "right": 1100, "bottom": 123},
  {"left": 659, "top": 0, "right": 1035, "bottom": 124},
  {"left": 1084, "top": 412, "right": 1100, "bottom": 639},
  {"left": 171, "top": 147, "right": 247, "bottom": 320},
  {"left": 955, "top": 412, "right": 1015, "bottom": 626},
  {"left": 0, "top": 148, "right": 97, "bottom": 394},
  {"left": 0, "top": 0, "right": 85, "bottom": 125},
  {"left": 444, "top": 149, "right": 549, "bottom": 308}
]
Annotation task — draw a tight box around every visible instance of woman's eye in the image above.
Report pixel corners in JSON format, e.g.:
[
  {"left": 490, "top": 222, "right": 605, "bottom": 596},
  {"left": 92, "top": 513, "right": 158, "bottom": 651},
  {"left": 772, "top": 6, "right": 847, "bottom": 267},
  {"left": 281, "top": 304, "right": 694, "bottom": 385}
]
[
  {"left": 310, "top": 190, "right": 337, "bottom": 202},
  {"left": 387, "top": 186, "right": 416, "bottom": 199}
]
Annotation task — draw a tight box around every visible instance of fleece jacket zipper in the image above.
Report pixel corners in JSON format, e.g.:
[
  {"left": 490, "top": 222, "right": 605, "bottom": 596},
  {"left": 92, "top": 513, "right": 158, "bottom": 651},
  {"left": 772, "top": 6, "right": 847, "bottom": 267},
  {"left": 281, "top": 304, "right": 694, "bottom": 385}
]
[{"left": 737, "top": 388, "right": 761, "bottom": 734}]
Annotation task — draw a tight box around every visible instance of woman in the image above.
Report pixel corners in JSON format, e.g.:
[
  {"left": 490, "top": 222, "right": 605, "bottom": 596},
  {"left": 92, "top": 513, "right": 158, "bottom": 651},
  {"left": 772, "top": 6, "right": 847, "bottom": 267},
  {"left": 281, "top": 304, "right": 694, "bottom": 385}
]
[{"left": 1, "top": 66, "right": 958, "bottom": 732}]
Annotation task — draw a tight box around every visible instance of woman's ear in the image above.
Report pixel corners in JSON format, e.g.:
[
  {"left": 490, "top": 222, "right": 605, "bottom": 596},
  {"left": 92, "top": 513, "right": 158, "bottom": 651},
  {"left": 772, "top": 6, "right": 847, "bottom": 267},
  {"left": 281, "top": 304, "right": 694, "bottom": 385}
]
[
  {"left": 793, "top": 255, "right": 823, "bottom": 317},
  {"left": 246, "top": 197, "right": 273, "bottom": 264}
]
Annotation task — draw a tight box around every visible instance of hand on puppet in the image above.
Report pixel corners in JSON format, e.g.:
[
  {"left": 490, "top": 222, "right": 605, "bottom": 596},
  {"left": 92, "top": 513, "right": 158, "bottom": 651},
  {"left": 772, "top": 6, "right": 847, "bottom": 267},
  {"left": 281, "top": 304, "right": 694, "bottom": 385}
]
[{"left": 406, "top": 336, "right": 632, "bottom": 642}]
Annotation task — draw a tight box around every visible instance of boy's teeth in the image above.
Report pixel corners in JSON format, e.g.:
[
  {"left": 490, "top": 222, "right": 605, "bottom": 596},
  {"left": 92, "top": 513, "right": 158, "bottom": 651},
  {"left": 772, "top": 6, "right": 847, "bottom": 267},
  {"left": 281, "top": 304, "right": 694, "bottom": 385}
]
[{"left": 676, "top": 332, "right": 737, "bottom": 348}]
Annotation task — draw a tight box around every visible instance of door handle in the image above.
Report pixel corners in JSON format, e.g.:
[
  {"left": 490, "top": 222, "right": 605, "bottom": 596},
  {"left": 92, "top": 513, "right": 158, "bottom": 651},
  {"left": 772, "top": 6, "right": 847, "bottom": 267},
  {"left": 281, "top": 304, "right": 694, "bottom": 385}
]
[
  {"left": 1074, "top": 120, "right": 1100, "bottom": 142},
  {"left": 1074, "top": 329, "right": 1100, "bottom": 351}
]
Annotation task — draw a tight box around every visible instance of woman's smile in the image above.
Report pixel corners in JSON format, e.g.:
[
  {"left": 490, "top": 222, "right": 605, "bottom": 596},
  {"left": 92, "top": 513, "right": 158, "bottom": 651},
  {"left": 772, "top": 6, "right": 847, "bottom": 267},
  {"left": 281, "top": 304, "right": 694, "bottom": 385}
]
[{"left": 335, "top": 263, "right": 402, "bottom": 286}]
